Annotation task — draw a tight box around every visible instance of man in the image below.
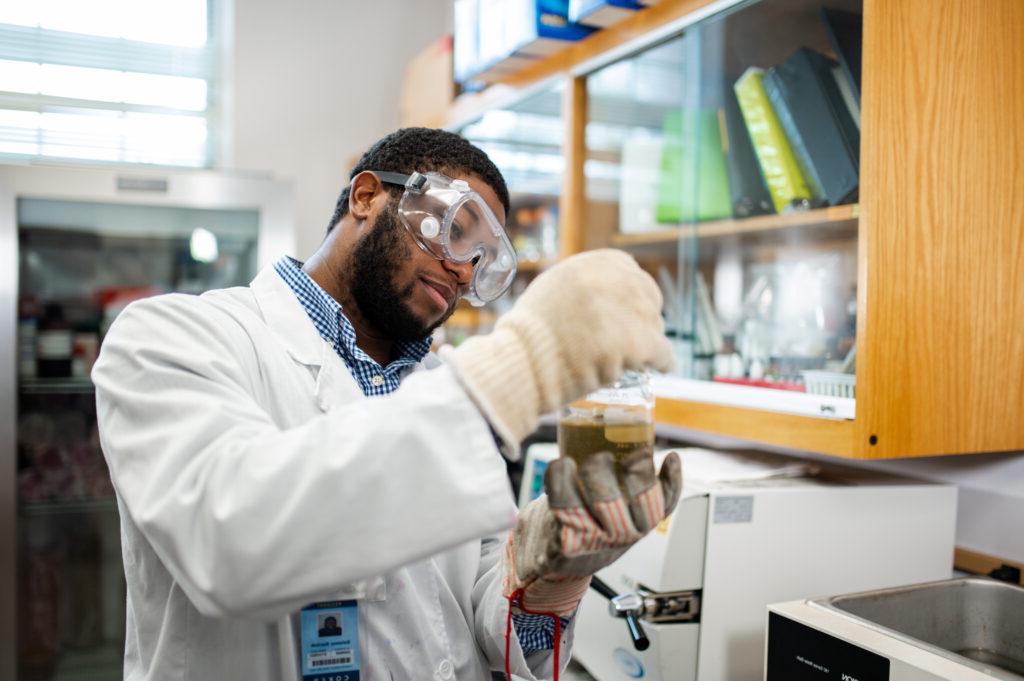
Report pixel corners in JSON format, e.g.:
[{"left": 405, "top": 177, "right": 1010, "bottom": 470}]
[
  {"left": 318, "top": 615, "right": 342, "bottom": 638},
  {"left": 94, "top": 127, "right": 680, "bottom": 681}
]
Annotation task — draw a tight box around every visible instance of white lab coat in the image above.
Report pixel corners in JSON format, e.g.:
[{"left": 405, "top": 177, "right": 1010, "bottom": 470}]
[{"left": 92, "top": 265, "right": 574, "bottom": 681}]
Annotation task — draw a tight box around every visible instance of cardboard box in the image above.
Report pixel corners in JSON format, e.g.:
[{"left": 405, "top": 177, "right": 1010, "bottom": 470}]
[{"left": 399, "top": 35, "right": 455, "bottom": 128}]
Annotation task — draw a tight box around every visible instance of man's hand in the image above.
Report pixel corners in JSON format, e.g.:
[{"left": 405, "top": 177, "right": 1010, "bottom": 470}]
[
  {"left": 504, "top": 450, "right": 682, "bottom": 615},
  {"left": 442, "top": 249, "right": 675, "bottom": 458}
]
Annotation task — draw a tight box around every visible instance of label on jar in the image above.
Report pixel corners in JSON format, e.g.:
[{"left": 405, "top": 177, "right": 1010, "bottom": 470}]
[{"left": 37, "top": 331, "right": 73, "bottom": 359}]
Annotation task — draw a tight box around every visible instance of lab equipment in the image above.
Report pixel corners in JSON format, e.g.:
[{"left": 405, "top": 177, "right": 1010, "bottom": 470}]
[
  {"left": 375, "top": 170, "right": 517, "bottom": 305},
  {"left": 516, "top": 445, "right": 958, "bottom": 681},
  {"left": 768, "top": 577, "right": 1024, "bottom": 680}
]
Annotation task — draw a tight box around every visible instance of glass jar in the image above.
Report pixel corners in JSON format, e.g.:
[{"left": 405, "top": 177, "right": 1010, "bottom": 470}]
[{"left": 558, "top": 370, "right": 655, "bottom": 468}]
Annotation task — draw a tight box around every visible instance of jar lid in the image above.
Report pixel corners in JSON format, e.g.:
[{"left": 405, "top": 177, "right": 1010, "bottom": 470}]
[{"left": 585, "top": 369, "right": 653, "bottom": 407}]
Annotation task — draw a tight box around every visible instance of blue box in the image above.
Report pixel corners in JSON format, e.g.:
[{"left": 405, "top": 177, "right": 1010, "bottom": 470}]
[
  {"left": 456, "top": 0, "right": 596, "bottom": 84},
  {"left": 569, "top": 0, "right": 645, "bottom": 28},
  {"left": 509, "top": 0, "right": 596, "bottom": 57}
]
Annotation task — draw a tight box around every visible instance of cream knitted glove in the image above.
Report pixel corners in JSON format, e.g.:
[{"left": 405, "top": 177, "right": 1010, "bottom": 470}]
[
  {"left": 441, "top": 249, "right": 674, "bottom": 458},
  {"left": 504, "top": 450, "right": 683, "bottom": 615}
]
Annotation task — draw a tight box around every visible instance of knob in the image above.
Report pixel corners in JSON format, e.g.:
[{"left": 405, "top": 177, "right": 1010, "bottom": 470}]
[
  {"left": 609, "top": 593, "right": 644, "bottom": 617},
  {"left": 420, "top": 216, "right": 440, "bottom": 239}
]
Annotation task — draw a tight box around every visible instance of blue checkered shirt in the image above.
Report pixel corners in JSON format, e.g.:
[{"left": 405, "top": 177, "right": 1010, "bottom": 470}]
[
  {"left": 273, "top": 257, "right": 430, "bottom": 395},
  {"left": 273, "top": 256, "right": 568, "bottom": 654}
]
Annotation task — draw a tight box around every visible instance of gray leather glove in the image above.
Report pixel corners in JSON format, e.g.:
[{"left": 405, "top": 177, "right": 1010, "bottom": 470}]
[
  {"left": 502, "top": 450, "right": 683, "bottom": 615},
  {"left": 442, "top": 249, "right": 675, "bottom": 458}
]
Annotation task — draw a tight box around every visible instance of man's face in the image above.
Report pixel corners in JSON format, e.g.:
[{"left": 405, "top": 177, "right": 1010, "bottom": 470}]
[{"left": 349, "top": 173, "right": 506, "bottom": 342}]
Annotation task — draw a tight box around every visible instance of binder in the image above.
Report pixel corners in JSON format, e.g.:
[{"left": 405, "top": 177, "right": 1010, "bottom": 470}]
[
  {"left": 733, "top": 67, "right": 812, "bottom": 214},
  {"left": 655, "top": 109, "right": 732, "bottom": 223},
  {"left": 831, "top": 62, "right": 860, "bottom": 129},
  {"left": 721, "top": 83, "right": 774, "bottom": 218},
  {"left": 763, "top": 69, "right": 826, "bottom": 206},
  {"left": 820, "top": 8, "right": 863, "bottom": 105},
  {"left": 763, "top": 48, "right": 860, "bottom": 206}
]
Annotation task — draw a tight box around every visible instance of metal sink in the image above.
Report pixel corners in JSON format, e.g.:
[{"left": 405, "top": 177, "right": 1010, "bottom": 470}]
[{"left": 813, "top": 577, "right": 1024, "bottom": 679}]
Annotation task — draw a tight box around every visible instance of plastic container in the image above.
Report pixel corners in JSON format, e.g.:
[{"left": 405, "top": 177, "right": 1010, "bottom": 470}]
[
  {"left": 802, "top": 370, "right": 856, "bottom": 398},
  {"left": 558, "top": 370, "right": 655, "bottom": 467}
]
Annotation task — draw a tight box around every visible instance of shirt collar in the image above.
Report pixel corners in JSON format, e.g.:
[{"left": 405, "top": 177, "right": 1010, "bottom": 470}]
[{"left": 273, "top": 256, "right": 432, "bottom": 370}]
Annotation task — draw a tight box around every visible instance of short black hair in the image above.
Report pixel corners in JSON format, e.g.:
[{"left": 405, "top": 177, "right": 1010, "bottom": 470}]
[{"left": 327, "top": 127, "right": 510, "bottom": 233}]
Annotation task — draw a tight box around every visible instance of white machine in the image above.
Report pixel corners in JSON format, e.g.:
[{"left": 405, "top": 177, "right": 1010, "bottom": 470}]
[
  {"left": 766, "top": 577, "right": 1024, "bottom": 680},
  {"left": 519, "top": 444, "right": 958, "bottom": 681}
]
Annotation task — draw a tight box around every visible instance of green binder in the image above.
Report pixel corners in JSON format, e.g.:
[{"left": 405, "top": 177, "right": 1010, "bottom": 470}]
[
  {"left": 655, "top": 108, "right": 732, "bottom": 224},
  {"left": 733, "top": 67, "right": 812, "bottom": 213}
]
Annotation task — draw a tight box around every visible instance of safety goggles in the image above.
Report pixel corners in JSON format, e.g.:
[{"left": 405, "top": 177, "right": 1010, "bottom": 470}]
[{"left": 372, "top": 170, "right": 517, "bottom": 306}]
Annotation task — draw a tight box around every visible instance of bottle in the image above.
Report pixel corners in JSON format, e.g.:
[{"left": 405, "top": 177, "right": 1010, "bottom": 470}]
[
  {"left": 557, "top": 370, "right": 655, "bottom": 468},
  {"left": 36, "top": 304, "right": 72, "bottom": 379},
  {"left": 17, "top": 297, "right": 41, "bottom": 380}
]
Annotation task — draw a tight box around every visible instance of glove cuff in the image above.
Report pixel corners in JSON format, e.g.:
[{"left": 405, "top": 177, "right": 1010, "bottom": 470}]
[
  {"left": 521, "top": 574, "right": 591, "bottom": 617},
  {"left": 441, "top": 323, "right": 556, "bottom": 460}
]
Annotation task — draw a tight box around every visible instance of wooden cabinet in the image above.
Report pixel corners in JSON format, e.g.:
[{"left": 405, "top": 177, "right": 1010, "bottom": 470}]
[
  {"left": 430, "top": 0, "right": 1024, "bottom": 459},
  {"left": 855, "top": 0, "right": 1024, "bottom": 458}
]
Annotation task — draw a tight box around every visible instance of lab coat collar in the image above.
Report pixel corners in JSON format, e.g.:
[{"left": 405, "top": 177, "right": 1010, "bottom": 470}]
[
  {"left": 249, "top": 262, "right": 440, "bottom": 399},
  {"left": 250, "top": 264, "right": 328, "bottom": 367}
]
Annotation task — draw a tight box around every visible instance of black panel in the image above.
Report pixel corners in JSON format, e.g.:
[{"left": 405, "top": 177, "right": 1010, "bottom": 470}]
[{"left": 766, "top": 612, "right": 890, "bottom": 681}]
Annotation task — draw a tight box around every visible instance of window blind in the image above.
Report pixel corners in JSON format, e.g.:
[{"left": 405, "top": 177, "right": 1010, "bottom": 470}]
[{"left": 0, "top": 0, "right": 217, "bottom": 167}]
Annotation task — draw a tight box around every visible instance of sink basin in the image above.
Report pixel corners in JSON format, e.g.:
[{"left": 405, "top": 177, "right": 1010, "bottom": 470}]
[{"left": 814, "top": 577, "right": 1024, "bottom": 679}]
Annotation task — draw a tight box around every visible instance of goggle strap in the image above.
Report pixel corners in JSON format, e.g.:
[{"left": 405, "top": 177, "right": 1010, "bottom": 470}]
[{"left": 373, "top": 170, "right": 427, "bottom": 192}]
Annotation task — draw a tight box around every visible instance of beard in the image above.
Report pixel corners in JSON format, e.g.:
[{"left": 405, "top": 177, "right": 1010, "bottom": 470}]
[{"left": 349, "top": 203, "right": 457, "bottom": 342}]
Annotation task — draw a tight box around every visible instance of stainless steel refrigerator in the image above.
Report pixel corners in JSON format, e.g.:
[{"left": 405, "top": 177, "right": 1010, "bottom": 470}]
[{"left": 1, "top": 164, "right": 293, "bottom": 680}]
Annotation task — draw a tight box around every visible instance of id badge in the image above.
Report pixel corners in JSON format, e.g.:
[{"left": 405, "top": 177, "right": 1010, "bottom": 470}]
[{"left": 300, "top": 601, "right": 360, "bottom": 681}]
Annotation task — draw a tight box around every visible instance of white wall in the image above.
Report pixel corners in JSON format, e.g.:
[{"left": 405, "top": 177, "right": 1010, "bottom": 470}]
[
  {"left": 666, "top": 426, "right": 1024, "bottom": 565},
  {"left": 855, "top": 452, "right": 1024, "bottom": 566},
  {"left": 225, "top": 0, "right": 452, "bottom": 260}
]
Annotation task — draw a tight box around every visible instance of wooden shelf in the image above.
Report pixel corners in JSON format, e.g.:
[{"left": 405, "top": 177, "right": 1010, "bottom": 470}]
[
  {"left": 611, "top": 203, "right": 859, "bottom": 248},
  {"left": 954, "top": 547, "right": 1024, "bottom": 586},
  {"left": 655, "top": 396, "right": 857, "bottom": 458},
  {"left": 516, "top": 258, "right": 556, "bottom": 273},
  {"left": 437, "top": 0, "right": 721, "bottom": 129}
]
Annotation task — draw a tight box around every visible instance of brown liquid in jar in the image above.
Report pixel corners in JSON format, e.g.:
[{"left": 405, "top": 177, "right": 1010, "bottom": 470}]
[{"left": 557, "top": 413, "right": 655, "bottom": 468}]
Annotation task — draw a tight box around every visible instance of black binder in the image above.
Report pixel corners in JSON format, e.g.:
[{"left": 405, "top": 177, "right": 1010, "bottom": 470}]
[
  {"left": 763, "top": 48, "right": 860, "bottom": 206},
  {"left": 721, "top": 82, "right": 775, "bottom": 218},
  {"left": 820, "top": 8, "right": 863, "bottom": 105}
]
